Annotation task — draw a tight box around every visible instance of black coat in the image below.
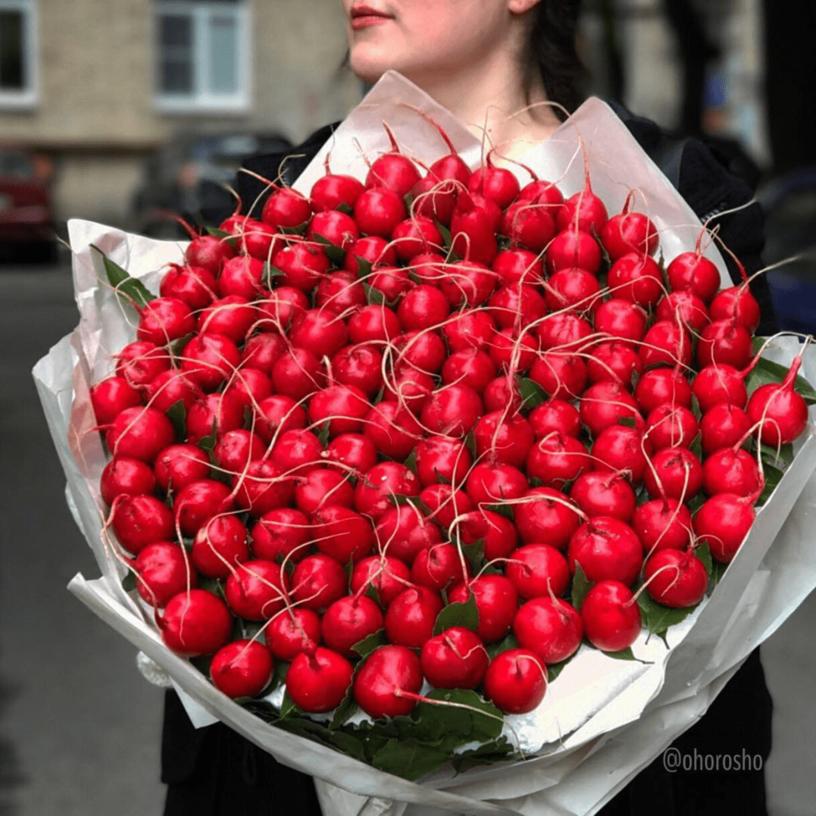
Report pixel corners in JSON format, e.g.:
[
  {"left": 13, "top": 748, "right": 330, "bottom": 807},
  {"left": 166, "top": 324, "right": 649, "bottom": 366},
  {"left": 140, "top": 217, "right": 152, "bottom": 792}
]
[{"left": 161, "top": 104, "right": 775, "bottom": 816}]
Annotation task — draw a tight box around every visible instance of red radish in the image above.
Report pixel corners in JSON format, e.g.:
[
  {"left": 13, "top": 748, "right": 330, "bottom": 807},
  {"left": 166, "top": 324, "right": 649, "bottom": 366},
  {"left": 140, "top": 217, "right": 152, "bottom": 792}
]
[
  {"left": 291, "top": 554, "right": 346, "bottom": 611},
  {"left": 506, "top": 544, "right": 570, "bottom": 599},
  {"left": 353, "top": 645, "right": 423, "bottom": 718},
  {"left": 414, "top": 435, "right": 471, "bottom": 487},
  {"left": 90, "top": 376, "right": 143, "bottom": 425},
  {"left": 385, "top": 367, "right": 435, "bottom": 412},
  {"left": 191, "top": 515, "right": 249, "bottom": 578},
  {"left": 592, "top": 424, "right": 649, "bottom": 483},
  {"left": 197, "top": 296, "right": 256, "bottom": 343},
  {"left": 667, "top": 252, "right": 721, "bottom": 302},
  {"left": 252, "top": 507, "right": 310, "bottom": 562},
  {"left": 703, "top": 448, "right": 762, "bottom": 498},
  {"left": 449, "top": 576, "right": 518, "bottom": 643},
  {"left": 488, "top": 284, "right": 546, "bottom": 330},
  {"left": 311, "top": 173, "right": 365, "bottom": 212},
  {"left": 366, "top": 127, "right": 421, "bottom": 195},
  {"left": 419, "top": 484, "right": 474, "bottom": 528},
  {"left": 376, "top": 504, "right": 441, "bottom": 564},
  {"left": 225, "top": 559, "right": 284, "bottom": 620},
  {"left": 644, "top": 446, "right": 704, "bottom": 500},
  {"left": 408, "top": 251, "right": 447, "bottom": 286},
  {"left": 134, "top": 542, "right": 192, "bottom": 607},
  {"left": 391, "top": 216, "right": 443, "bottom": 262},
  {"left": 186, "top": 391, "right": 244, "bottom": 442},
  {"left": 600, "top": 205, "right": 658, "bottom": 259},
  {"left": 100, "top": 457, "right": 156, "bottom": 505},
  {"left": 258, "top": 286, "right": 309, "bottom": 330},
  {"left": 468, "top": 161, "right": 520, "bottom": 209},
  {"left": 692, "top": 364, "right": 748, "bottom": 412},
  {"left": 633, "top": 498, "right": 693, "bottom": 553},
  {"left": 412, "top": 544, "right": 467, "bottom": 591},
  {"left": 473, "top": 411, "right": 535, "bottom": 468},
  {"left": 334, "top": 344, "right": 384, "bottom": 395},
  {"left": 442, "top": 310, "right": 496, "bottom": 352},
  {"left": 608, "top": 253, "right": 663, "bottom": 306},
  {"left": 537, "top": 313, "right": 593, "bottom": 350},
  {"left": 271, "top": 347, "right": 323, "bottom": 401},
  {"left": 697, "top": 319, "right": 753, "bottom": 369},
  {"left": 313, "top": 505, "right": 376, "bottom": 563},
  {"left": 294, "top": 468, "right": 354, "bottom": 515},
  {"left": 580, "top": 580, "right": 641, "bottom": 652},
  {"left": 174, "top": 479, "right": 233, "bottom": 537},
  {"left": 694, "top": 492, "right": 756, "bottom": 563},
  {"left": 656, "top": 290, "right": 710, "bottom": 332},
  {"left": 307, "top": 383, "right": 369, "bottom": 436},
  {"left": 270, "top": 427, "right": 322, "bottom": 474},
  {"left": 210, "top": 639, "right": 274, "bottom": 699},
  {"left": 515, "top": 486, "right": 581, "bottom": 548},
  {"left": 397, "top": 284, "right": 450, "bottom": 331},
  {"left": 326, "top": 433, "right": 377, "bottom": 473},
  {"left": 547, "top": 229, "right": 601, "bottom": 274},
  {"left": 483, "top": 649, "right": 547, "bottom": 714},
  {"left": 214, "top": 429, "right": 265, "bottom": 474},
  {"left": 354, "top": 461, "right": 420, "bottom": 520},
  {"left": 350, "top": 555, "right": 412, "bottom": 605},
  {"left": 287, "top": 648, "right": 353, "bottom": 713},
  {"left": 116, "top": 341, "right": 172, "bottom": 389},
  {"left": 262, "top": 187, "right": 311, "bottom": 229},
  {"left": 363, "top": 402, "right": 421, "bottom": 460},
  {"left": 700, "top": 404, "right": 751, "bottom": 454},
  {"left": 420, "top": 384, "right": 483, "bottom": 438},
  {"left": 528, "top": 400, "right": 581, "bottom": 439},
  {"left": 747, "top": 357, "right": 809, "bottom": 445},
  {"left": 438, "top": 261, "right": 497, "bottom": 308},
  {"left": 514, "top": 596, "right": 583, "bottom": 663},
  {"left": 585, "top": 340, "right": 642, "bottom": 386},
  {"left": 579, "top": 381, "right": 641, "bottom": 437},
  {"left": 568, "top": 516, "right": 643, "bottom": 586},
  {"left": 645, "top": 404, "right": 699, "bottom": 450},
  {"left": 640, "top": 320, "right": 692, "bottom": 369},
  {"left": 492, "top": 248, "right": 543, "bottom": 287},
  {"left": 570, "top": 471, "right": 637, "bottom": 522},
  {"left": 234, "top": 459, "right": 294, "bottom": 516},
  {"left": 546, "top": 267, "right": 600, "bottom": 311},
  {"left": 384, "top": 586, "right": 443, "bottom": 648},
  {"left": 160, "top": 264, "right": 217, "bottom": 310},
  {"left": 528, "top": 353, "right": 588, "bottom": 401},
  {"left": 217, "top": 255, "right": 265, "bottom": 300},
  {"left": 458, "top": 509, "right": 518, "bottom": 562},
  {"left": 411, "top": 176, "right": 458, "bottom": 224},
  {"left": 710, "top": 285, "right": 761, "bottom": 332},
  {"left": 634, "top": 367, "right": 692, "bottom": 414},
  {"left": 557, "top": 176, "right": 609, "bottom": 234},
  {"left": 465, "top": 462, "right": 528, "bottom": 505},
  {"left": 153, "top": 444, "right": 210, "bottom": 493},
  {"left": 321, "top": 595, "right": 384, "bottom": 656},
  {"left": 594, "top": 298, "right": 648, "bottom": 342},
  {"left": 450, "top": 191, "right": 499, "bottom": 264},
  {"left": 184, "top": 232, "right": 234, "bottom": 277},
  {"left": 290, "top": 308, "right": 349, "bottom": 358},
  {"left": 354, "top": 187, "right": 406, "bottom": 237},
  {"left": 519, "top": 178, "right": 563, "bottom": 208},
  {"left": 501, "top": 200, "right": 556, "bottom": 252},
  {"left": 160, "top": 589, "right": 232, "bottom": 657},
  {"left": 484, "top": 375, "right": 522, "bottom": 413},
  {"left": 441, "top": 349, "right": 496, "bottom": 391},
  {"left": 348, "top": 304, "right": 400, "bottom": 343},
  {"left": 107, "top": 406, "right": 175, "bottom": 463},
  {"left": 643, "top": 549, "right": 708, "bottom": 608},
  {"left": 146, "top": 369, "right": 203, "bottom": 413},
  {"left": 256, "top": 394, "right": 306, "bottom": 442},
  {"left": 180, "top": 333, "right": 241, "bottom": 392},
  {"left": 307, "top": 209, "right": 359, "bottom": 250},
  {"left": 369, "top": 265, "right": 413, "bottom": 300},
  {"left": 266, "top": 608, "right": 321, "bottom": 661},
  {"left": 273, "top": 244, "right": 330, "bottom": 293},
  {"left": 421, "top": 627, "right": 488, "bottom": 690},
  {"left": 526, "top": 432, "right": 589, "bottom": 488},
  {"left": 137, "top": 298, "right": 195, "bottom": 346},
  {"left": 487, "top": 327, "right": 538, "bottom": 371},
  {"left": 344, "top": 235, "right": 397, "bottom": 275}
]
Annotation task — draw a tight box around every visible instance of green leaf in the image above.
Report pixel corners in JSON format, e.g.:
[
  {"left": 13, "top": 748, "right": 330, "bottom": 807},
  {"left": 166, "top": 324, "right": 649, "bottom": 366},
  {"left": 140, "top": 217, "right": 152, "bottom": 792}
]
[
  {"left": 485, "top": 503, "right": 514, "bottom": 521},
  {"left": 197, "top": 423, "right": 218, "bottom": 456},
  {"left": 636, "top": 590, "right": 696, "bottom": 638},
  {"left": 695, "top": 541, "right": 713, "bottom": 579},
  {"left": 757, "top": 462, "right": 783, "bottom": 505},
  {"left": 604, "top": 646, "right": 652, "bottom": 664},
  {"left": 166, "top": 400, "right": 187, "bottom": 441},
  {"left": 464, "top": 430, "right": 477, "bottom": 458},
  {"left": 279, "top": 692, "right": 300, "bottom": 719},
  {"left": 363, "top": 282, "right": 386, "bottom": 306},
  {"left": 403, "top": 448, "right": 417, "bottom": 474},
  {"left": 204, "top": 225, "right": 238, "bottom": 247},
  {"left": 92, "top": 245, "right": 155, "bottom": 309},
  {"left": 710, "top": 559, "right": 728, "bottom": 587},
  {"left": 746, "top": 352, "right": 816, "bottom": 405},
  {"left": 462, "top": 537, "right": 485, "bottom": 575},
  {"left": 436, "top": 221, "right": 452, "bottom": 250},
  {"left": 329, "top": 689, "right": 359, "bottom": 730},
  {"left": 547, "top": 659, "right": 569, "bottom": 683},
  {"left": 121, "top": 571, "right": 137, "bottom": 593},
  {"left": 354, "top": 256, "right": 373, "bottom": 280},
  {"left": 570, "top": 562, "right": 592, "bottom": 610},
  {"left": 317, "top": 421, "right": 331, "bottom": 447},
  {"left": 617, "top": 416, "right": 636, "bottom": 428},
  {"left": 313, "top": 233, "right": 346, "bottom": 267},
  {"left": 169, "top": 332, "right": 193, "bottom": 360},
  {"left": 433, "top": 593, "right": 479, "bottom": 635},
  {"left": 351, "top": 629, "right": 387, "bottom": 658},
  {"left": 517, "top": 376, "right": 547, "bottom": 410},
  {"left": 487, "top": 632, "right": 519, "bottom": 660},
  {"left": 371, "top": 738, "right": 451, "bottom": 781},
  {"left": 263, "top": 263, "right": 285, "bottom": 288},
  {"left": 337, "top": 202, "right": 353, "bottom": 216},
  {"left": 389, "top": 494, "right": 431, "bottom": 516},
  {"left": 451, "top": 737, "right": 513, "bottom": 773},
  {"left": 365, "top": 583, "right": 383, "bottom": 607},
  {"left": 416, "top": 688, "right": 504, "bottom": 742},
  {"left": 758, "top": 441, "right": 794, "bottom": 468},
  {"left": 690, "top": 394, "right": 702, "bottom": 420}
]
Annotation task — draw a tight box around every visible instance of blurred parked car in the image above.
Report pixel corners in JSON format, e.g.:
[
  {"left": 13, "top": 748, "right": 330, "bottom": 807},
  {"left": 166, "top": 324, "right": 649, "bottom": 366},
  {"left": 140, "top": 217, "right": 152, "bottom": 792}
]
[
  {"left": 0, "top": 148, "right": 55, "bottom": 261},
  {"left": 130, "top": 132, "right": 292, "bottom": 238}
]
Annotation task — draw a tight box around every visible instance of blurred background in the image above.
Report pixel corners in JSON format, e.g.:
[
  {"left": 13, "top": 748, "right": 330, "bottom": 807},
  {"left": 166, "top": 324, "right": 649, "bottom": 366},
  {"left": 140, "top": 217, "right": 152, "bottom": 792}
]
[{"left": 0, "top": 1, "right": 814, "bottom": 814}]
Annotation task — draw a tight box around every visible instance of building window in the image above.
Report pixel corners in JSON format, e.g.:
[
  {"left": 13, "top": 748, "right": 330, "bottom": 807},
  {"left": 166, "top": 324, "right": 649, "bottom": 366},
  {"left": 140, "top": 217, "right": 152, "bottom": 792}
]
[
  {"left": 0, "top": 0, "right": 37, "bottom": 106},
  {"left": 155, "top": 0, "right": 249, "bottom": 113}
]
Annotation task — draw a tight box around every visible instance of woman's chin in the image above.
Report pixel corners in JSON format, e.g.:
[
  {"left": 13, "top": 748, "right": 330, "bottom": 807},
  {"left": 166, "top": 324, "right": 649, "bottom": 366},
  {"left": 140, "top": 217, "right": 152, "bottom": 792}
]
[{"left": 349, "top": 49, "right": 406, "bottom": 85}]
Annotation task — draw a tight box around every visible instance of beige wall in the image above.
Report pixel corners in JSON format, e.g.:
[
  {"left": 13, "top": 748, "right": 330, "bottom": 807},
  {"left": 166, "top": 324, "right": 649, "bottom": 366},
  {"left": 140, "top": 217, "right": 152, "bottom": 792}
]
[{"left": 0, "top": 0, "right": 362, "bottom": 221}]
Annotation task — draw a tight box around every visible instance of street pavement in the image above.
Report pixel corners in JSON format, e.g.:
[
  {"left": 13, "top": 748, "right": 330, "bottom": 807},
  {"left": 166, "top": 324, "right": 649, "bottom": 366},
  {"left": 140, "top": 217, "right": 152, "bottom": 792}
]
[{"left": 0, "top": 257, "right": 813, "bottom": 815}]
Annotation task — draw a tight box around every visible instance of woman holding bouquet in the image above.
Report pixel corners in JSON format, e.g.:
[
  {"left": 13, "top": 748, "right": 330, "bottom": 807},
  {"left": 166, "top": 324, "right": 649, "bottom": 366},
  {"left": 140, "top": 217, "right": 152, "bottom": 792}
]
[{"left": 162, "top": 1, "right": 775, "bottom": 813}]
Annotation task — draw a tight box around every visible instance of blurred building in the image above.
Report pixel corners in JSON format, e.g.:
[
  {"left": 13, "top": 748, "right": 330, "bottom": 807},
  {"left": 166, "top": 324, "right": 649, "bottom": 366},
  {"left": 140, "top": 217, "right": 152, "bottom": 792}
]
[{"left": 0, "top": 0, "right": 361, "bottom": 225}]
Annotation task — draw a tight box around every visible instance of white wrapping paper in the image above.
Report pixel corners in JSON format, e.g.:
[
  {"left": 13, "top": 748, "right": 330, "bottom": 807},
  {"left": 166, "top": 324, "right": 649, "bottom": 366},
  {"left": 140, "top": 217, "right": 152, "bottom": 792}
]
[{"left": 34, "top": 72, "right": 816, "bottom": 815}]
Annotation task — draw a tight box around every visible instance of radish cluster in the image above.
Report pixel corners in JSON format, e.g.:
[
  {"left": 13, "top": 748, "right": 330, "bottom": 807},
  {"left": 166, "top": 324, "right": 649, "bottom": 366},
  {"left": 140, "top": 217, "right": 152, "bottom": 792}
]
[{"left": 90, "top": 117, "right": 811, "bottom": 729}]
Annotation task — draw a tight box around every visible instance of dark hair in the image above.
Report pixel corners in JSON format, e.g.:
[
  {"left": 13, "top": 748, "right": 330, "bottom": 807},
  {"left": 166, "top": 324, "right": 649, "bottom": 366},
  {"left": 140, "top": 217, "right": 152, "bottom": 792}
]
[{"left": 525, "top": 0, "right": 586, "bottom": 118}]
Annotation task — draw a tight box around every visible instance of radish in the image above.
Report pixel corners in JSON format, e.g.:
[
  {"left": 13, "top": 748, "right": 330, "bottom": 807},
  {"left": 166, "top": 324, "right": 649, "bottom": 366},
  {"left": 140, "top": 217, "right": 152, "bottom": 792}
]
[
  {"left": 214, "top": 429, "right": 265, "bottom": 474},
  {"left": 419, "top": 484, "right": 474, "bottom": 529},
  {"left": 353, "top": 645, "right": 423, "bottom": 718},
  {"left": 570, "top": 471, "right": 637, "bottom": 522},
  {"left": 514, "top": 487, "right": 582, "bottom": 548},
  {"left": 90, "top": 376, "right": 143, "bottom": 425},
  {"left": 501, "top": 200, "right": 556, "bottom": 252},
  {"left": 412, "top": 544, "right": 467, "bottom": 591},
  {"left": 488, "top": 284, "right": 546, "bottom": 330},
  {"left": 262, "top": 187, "right": 311, "bottom": 229},
  {"left": 449, "top": 576, "right": 518, "bottom": 643},
  {"left": 366, "top": 125, "right": 421, "bottom": 195},
  {"left": 368, "top": 265, "right": 413, "bottom": 300},
  {"left": 307, "top": 383, "right": 369, "bottom": 436},
  {"left": 634, "top": 367, "right": 692, "bottom": 413},
  {"left": 591, "top": 424, "right": 649, "bottom": 483},
  {"left": 450, "top": 191, "right": 499, "bottom": 264},
  {"left": 487, "top": 327, "right": 538, "bottom": 372},
  {"left": 186, "top": 391, "right": 244, "bottom": 442},
  {"left": 271, "top": 347, "right": 323, "bottom": 401},
  {"left": 580, "top": 580, "right": 641, "bottom": 652},
  {"left": 160, "top": 264, "right": 217, "bottom": 310},
  {"left": 644, "top": 404, "right": 699, "bottom": 450},
  {"left": 184, "top": 231, "right": 234, "bottom": 277},
  {"left": 376, "top": 504, "right": 442, "bottom": 564},
  {"left": 354, "top": 187, "right": 407, "bottom": 237},
  {"left": 310, "top": 172, "right": 365, "bottom": 212},
  {"left": 100, "top": 457, "right": 156, "bottom": 505},
  {"left": 266, "top": 608, "right": 321, "bottom": 661},
  {"left": 258, "top": 286, "right": 310, "bottom": 331},
  {"left": 313, "top": 505, "right": 376, "bottom": 564},
  {"left": 505, "top": 544, "right": 570, "bottom": 599},
  {"left": 180, "top": 333, "right": 241, "bottom": 392},
  {"left": 458, "top": 510, "right": 518, "bottom": 562},
  {"left": 217, "top": 255, "right": 265, "bottom": 300},
  {"left": 585, "top": 340, "right": 642, "bottom": 386},
  {"left": 414, "top": 435, "right": 472, "bottom": 487},
  {"left": 666, "top": 251, "right": 721, "bottom": 302},
  {"left": 273, "top": 243, "right": 330, "bottom": 293},
  {"left": 145, "top": 369, "right": 203, "bottom": 414},
  {"left": 528, "top": 353, "right": 588, "bottom": 400},
  {"left": 420, "top": 627, "right": 488, "bottom": 689},
  {"left": 271, "top": 428, "right": 323, "bottom": 477},
  {"left": 547, "top": 229, "right": 602, "bottom": 274},
  {"left": 234, "top": 459, "right": 294, "bottom": 516},
  {"left": 334, "top": 344, "right": 384, "bottom": 396},
  {"left": 397, "top": 284, "right": 450, "bottom": 331},
  {"left": 528, "top": 400, "right": 581, "bottom": 438},
  {"left": 639, "top": 320, "right": 691, "bottom": 369},
  {"left": 174, "top": 479, "right": 234, "bottom": 537},
  {"left": 354, "top": 461, "right": 420, "bottom": 520},
  {"left": 593, "top": 298, "right": 648, "bottom": 342},
  {"left": 468, "top": 159, "right": 520, "bottom": 209},
  {"left": 526, "top": 432, "right": 588, "bottom": 488},
  {"left": 465, "top": 463, "right": 528, "bottom": 505},
  {"left": 600, "top": 197, "right": 658, "bottom": 259},
  {"left": 700, "top": 403, "right": 752, "bottom": 454},
  {"left": 363, "top": 402, "right": 421, "bottom": 460},
  {"left": 643, "top": 447, "right": 704, "bottom": 500},
  {"left": 643, "top": 549, "right": 707, "bottom": 608},
  {"left": 294, "top": 468, "right": 354, "bottom": 515},
  {"left": 344, "top": 235, "right": 397, "bottom": 275},
  {"left": 483, "top": 649, "right": 547, "bottom": 714},
  {"left": 656, "top": 290, "right": 710, "bottom": 332},
  {"left": 484, "top": 376, "right": 522, "bottom": 413},
  {"left": 710, "top": 285, "right": 761, "bottom": 332},
  {"left": 692, "top": 364, "right": 748, "bottom": 412},
  {"left": 321, "top": 595, "right": 384, "bottom": 656},
  {"left": 557, "top": 168, "right": 608, "bottom": 233},
  {"left": 545, "top": 267, "right": 600, "bottom": 312},
  {"left": 697, "top": 319, "right": 753, "bottom": 369},
  {"left": 441, "top": 349, "right": 496, "bottom": 391},
  {"left": 137, "top": 297, "right": 195, "bottom": 346},
  {"left": 350, "top": 555, "right": 412, "bottom": 605},
  {"left": 107, "top": 406, "right": 175, "bottom": 463},
  {"left": 579, "top": 381, "right": 642, "bottom": 437},
  {"left": 290, "top": 308, "right": 349, "bottom": 358},
  {"left": 116, "top": 341, "right": 171, "bottom": 388},
  {"left": 492, "top": 248, "right": 543, "bottom": 287},
  {"left": 191, "top": 515, "right": 249, "bottom": 579},
  {"left": 225, "top": 559, "right": 284, "bottom": 620},
  {"left": 160, "top": 589, "right": 233, "bottom": 656},
  {"left": 747, "top": 356, "right": 809, "bottom": 445},
  {"left": 537, "top": 311, "right": 593, "bottom": 351},
  {"left": 702, "top": 448, "right": 762, "bottom": 498},
  {"left": 196, "top": 295, "right": 256, "bottom": 343},
  {"left": 291, "top": 554, "right": 346, "bottom": 611},
  {"left": 384, "top": 586, "right": 443, "bottom": 648},
  {"left": 257, "top": 395, "right": 307, "bottom": 442},
  {"left": 608, "top": 253, "right": 663, "bottom": 306},
  {"left": 210, "top": 639, "right": 274, "bottom": 699},
  {"left": 442, "top": 310, "right": 496, "bottom": 352},
  {"left": 693, "top": 493, "right": 756, "bottom": 563},
  {"left": 134, "top": 542, "right": 193, "bottom": 607},
  {"left": 153, "top": 443, "right": 210, "bottom": 493},
  {"left": 473, "top": 411, "right": 535, "bottom": 468},
  {"left": 307, "top": 209, "right": 359, "bottom": 250},
  {"left": 252, "top": 507, "right": 310, "bottom": 563},
  {"left": 348, "top": 304, "right": 401, "bottom": 344},
  {"left": 391, "top": 217, "right": 443, "bottom": 262},
  {"left": 438, "top": 261, "right": 497, "bottom": 308},
  {"left": 568, "top": 517, "right": 643, "bottom": 586},
  {"left": 513, "top": 596, "right": 583, "bottom": 663},
  {"left": 420, "top": 384, "right": 483, "bottom": 438},
  {"left": 632, "top": 498, "right": 693, "bottom": 553},
  {"left": 287, "top": 647, "right": 353, "bottom": 713}
]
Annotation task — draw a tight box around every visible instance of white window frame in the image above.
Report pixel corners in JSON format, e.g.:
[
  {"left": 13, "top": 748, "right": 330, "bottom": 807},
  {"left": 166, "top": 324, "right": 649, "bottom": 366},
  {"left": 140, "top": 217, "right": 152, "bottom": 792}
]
[
  {"left": 154, "top": 0, "right": 251, "bottom": 115},
  {"left": 0, "top": 0, "right": 38, "bottom": 108}
]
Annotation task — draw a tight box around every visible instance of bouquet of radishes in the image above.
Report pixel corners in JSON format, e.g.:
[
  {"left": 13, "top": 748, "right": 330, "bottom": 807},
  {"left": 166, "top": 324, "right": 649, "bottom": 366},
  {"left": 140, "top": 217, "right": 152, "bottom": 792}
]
[{"left": 36, "top": 73, "right": 816, "bottom": 814}]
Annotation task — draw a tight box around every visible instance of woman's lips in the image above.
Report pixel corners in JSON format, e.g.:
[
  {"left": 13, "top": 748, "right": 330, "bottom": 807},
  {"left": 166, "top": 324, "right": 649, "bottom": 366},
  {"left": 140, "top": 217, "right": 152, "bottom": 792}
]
[{"left": 350, "top": 6, "right": 392, "bottom": 30}]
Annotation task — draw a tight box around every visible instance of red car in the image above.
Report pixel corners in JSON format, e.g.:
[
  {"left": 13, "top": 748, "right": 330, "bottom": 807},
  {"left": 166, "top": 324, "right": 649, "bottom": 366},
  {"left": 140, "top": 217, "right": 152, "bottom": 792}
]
[{"left": 0, "top": 147, "right": 55, "bottom": 258}]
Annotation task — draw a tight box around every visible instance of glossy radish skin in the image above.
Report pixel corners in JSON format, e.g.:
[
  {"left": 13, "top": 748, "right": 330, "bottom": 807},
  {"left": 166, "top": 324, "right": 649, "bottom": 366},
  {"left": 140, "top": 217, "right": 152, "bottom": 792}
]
[
  {"left": 483, "top": 648, "right": 547, "bottom": 714},
  {"left": 353, "top": 645, "right": 423, "bottom": 718},
  {"left": 287, "top": 647, "right": 354, "bottom": 713},
  {"left": 420, "top": 627, "right": 489, "bottom": 689},
  {"left": 746, "top": 357, "right": 809, "bottom": 446},
  {"left": 161, "top": 589, "right": 232, "bottom": 657},
  {"left": 210, "top": 640, "right": 274, "bottom": 699},
  {"left": 513, "top": 597, "right": 583, "bottom": 663},
  {"left": 693, "top": 493, "right": 756, "bottom": 563},
  {"left": 643, "top": 549, "right": 708, "bottom": 608},
  {"left": 580, "top": 580, "right": 641, "bottom": 652}
]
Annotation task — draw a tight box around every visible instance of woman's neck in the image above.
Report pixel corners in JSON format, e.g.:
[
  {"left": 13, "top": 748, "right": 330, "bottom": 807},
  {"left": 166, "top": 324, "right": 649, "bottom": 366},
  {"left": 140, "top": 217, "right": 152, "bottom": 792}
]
[{"left": 405, "top": 50, "right": 562, "bottom": 160}]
